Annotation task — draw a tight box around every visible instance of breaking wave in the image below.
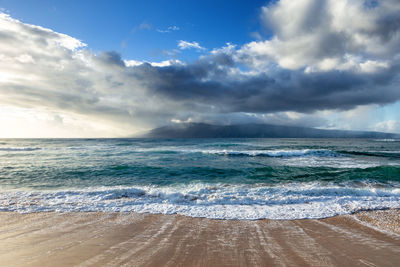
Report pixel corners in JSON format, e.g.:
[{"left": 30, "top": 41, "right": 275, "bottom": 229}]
[
  {"left": 1, "top": 182, "right": 399, "bottom": 220},
  {"left": 136, "top": 148, "right": 341, "bottom": 158},
  {"left": 0, "top": 147, "right": 41, "bottom": 151},
  {"left": 203, "top": 149, "right": 339, "bottom": 157}
]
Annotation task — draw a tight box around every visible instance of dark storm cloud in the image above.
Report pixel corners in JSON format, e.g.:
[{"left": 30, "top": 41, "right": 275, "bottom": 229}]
[{"left": 128, "top": 54, "right": 400, "bottom": 113}]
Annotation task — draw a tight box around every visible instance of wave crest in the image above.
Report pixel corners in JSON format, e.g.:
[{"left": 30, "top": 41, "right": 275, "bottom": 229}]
[
  {"left": 205, "top": 149, "right": 339, "bottom": 157},
  {"left": 0, "top": 147, "right": 41, "bottom": 151},
  {"left": 1, "top": 183, "right": 399, "bottom": 220}
]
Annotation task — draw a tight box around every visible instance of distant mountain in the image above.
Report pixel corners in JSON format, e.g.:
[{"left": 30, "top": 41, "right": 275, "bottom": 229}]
[{"left": 144, "top": 123, "right": 400, "bottom": 138}]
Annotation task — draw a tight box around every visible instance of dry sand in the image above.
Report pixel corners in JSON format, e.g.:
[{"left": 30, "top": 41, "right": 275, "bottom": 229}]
[{"left": 0, "top": 210, "right": 399, "bottom": 267}]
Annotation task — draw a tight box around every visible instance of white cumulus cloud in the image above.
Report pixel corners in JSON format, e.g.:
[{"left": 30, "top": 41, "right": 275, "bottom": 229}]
[
  {"left": 178, "top": 40, "right": 205, "bottom": 51},
  {"left": 238, "top": 0, "right": 400, "bottom": 73}
]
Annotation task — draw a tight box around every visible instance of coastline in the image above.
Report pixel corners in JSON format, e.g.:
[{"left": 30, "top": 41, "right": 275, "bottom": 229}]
[{"left": 0, "top": 209, "right": 399, "bottom": 266}]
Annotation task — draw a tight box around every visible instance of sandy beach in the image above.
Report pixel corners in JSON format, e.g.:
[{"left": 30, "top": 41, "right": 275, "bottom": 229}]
[{"left": 0, "top": 210, "right": 398, "bottom": 267}]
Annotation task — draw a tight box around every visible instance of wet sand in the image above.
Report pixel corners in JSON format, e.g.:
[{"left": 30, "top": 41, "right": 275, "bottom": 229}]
[{"left": 0, "top": 210, "right": 399, "bottom": 267}]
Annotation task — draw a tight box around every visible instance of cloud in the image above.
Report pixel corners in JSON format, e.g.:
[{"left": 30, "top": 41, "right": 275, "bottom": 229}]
[
  {"left": 1, "top": 0, "right": 400, "bottom": 137},
  {"left": 0, "top": 13, "right": 145, "bottom": 131},
  {"left": 178, "top": 40, "right": 205, "bottom": 51},
  {"left": 238, "top": 0, "right": 400, "bottom": 72},
  {"left": 131, "top": 57, "right": 400, "bottom": 114},
  {"left": 138, "top": 22, "right": 152, "bottom": 31},
  {"left": 130, "top": 22, "right": 152, "bottom": 33},
  {"left": 157, "top": 25, "right": 180, "bottom": 33},
  {"left": 124, "top": 59, "right": 183, "bottom": 67},
  {"left": 374, "top": 120, "right": 400, "bottom": 133}
]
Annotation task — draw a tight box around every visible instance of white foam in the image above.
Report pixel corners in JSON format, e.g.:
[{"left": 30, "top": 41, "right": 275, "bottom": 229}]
[
  {"left": 134, "top": 148, "right": 340, "bottom": 158},
  {"left": 1, "top": 183, "right": 399, "bottom": 220},
  {"left": 203, "top": 149, "right": 340, "bottom": 157},
  {"left": 134, "top": 147, "right": 392, "bottom": 168},
  {"left": 0, "top": 147, "right": 41, "bottom": 151}
]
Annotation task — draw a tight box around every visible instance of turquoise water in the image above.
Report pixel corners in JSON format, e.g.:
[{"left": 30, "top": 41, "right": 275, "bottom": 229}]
[{"left": 0, "top": 138, "right": 399, "bottom": 219}]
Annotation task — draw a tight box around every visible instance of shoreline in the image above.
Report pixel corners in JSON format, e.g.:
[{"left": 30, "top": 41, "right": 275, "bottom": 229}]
[{"left": 0, "top": 209, "right": 399, "bottom": 266}]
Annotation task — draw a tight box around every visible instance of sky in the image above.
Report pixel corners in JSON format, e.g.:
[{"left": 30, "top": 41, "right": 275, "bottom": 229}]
[{"left": 0, "top": 0, "right": 399, "bottom": 137}]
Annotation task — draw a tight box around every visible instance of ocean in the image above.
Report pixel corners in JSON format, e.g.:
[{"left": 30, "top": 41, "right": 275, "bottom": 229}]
[{"left": 0, "top": 138, "right": 399, "bottom": 220}]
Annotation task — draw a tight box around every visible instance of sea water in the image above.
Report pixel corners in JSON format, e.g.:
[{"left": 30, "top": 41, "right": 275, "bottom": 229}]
[{"left": 0, "top": 138, "right": 399, "bottom": 220}]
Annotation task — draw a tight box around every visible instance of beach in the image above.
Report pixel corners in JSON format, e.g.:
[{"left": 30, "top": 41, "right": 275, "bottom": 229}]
[
  {"left": 0, "top": 209, "right": 399, "bottom": 267},
  {"left": 1, "top": 138, "right": 400, "bottom": 266}
]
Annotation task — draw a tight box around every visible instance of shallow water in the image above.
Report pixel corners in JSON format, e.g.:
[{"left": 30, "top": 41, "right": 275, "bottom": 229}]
[{"left": 0, "top": 138, "right": 399, "bottom": 219}]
